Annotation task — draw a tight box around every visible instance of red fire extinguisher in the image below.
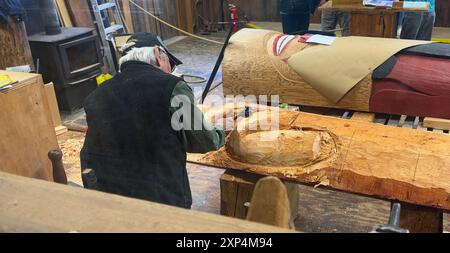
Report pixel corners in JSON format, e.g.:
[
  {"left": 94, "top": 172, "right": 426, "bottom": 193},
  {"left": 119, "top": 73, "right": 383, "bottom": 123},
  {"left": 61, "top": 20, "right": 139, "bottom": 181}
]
[{"left": 229, "top": 4, "right": 239, "bottom": 32}]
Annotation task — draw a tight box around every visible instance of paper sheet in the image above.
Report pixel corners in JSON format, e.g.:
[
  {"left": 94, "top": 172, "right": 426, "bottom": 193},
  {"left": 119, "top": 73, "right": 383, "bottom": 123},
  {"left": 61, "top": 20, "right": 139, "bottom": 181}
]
[
  {"left": 306, "top": 35, "right": 336, "bottom": 46},
  {"left": 287, "top": 37, "right": 431, "bottom": 103}
]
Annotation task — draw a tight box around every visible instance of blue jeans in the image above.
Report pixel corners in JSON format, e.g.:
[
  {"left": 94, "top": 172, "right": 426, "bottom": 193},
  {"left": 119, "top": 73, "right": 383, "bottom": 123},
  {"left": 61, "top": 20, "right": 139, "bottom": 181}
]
[
  {"left": 281, "top": 12, "right": 311, "bottom": 34},
  {"left": 400, "top": 12, "right": 436, "bottom": 41}
]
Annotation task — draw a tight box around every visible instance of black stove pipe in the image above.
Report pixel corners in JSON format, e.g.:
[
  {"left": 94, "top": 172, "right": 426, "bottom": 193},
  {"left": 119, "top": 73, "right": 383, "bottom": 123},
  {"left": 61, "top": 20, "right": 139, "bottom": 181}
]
[{"left": 38, "top": 0, "right": 62, "bottom": 35}]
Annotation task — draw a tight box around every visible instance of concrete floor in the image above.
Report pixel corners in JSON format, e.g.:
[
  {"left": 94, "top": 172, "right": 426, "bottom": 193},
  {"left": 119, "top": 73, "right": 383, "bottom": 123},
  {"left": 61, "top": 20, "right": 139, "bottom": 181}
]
[{"left": 59, "top": 22, "right": 450, "bottom": 233}]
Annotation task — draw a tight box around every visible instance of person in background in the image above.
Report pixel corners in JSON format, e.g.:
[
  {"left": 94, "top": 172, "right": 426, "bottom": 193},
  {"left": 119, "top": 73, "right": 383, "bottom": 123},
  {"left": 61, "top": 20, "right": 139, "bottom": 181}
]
[
  {"left": 279, "top": 0, "right": 322, "bottom": 34},
  {"left": 320, "top": 0, "right": 350, "bottom": 36},
  {"left": 400, "top": 0, "right": 436, "bottom": 40}
]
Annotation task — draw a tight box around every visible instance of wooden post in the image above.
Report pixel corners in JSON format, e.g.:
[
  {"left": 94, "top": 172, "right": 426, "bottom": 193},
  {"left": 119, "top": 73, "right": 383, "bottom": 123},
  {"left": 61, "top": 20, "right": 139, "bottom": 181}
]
[
  {"left": 220, "top": 169, "right": 299, "bottom": 222},
  {"left": 399, "top": 202, "right": 444, "bottom": 233},
  {"left": 0, "top": 17, "right": 35, "bottom": 70},
  {"left": 246, "top": 177, "right": 292, "bottom": 229}
]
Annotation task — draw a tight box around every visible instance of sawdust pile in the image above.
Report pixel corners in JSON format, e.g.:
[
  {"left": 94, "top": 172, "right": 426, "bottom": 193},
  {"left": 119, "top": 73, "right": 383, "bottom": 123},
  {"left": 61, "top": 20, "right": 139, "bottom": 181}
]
[{"left": 57, "top": 131, "right": 85, "bottom": 185}]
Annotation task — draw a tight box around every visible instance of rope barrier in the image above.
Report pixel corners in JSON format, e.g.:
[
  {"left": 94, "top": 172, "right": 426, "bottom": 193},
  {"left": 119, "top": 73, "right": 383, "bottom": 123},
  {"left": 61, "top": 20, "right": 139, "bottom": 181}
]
[{"left": 128, "top": 0, "right": 224, "bottom": 45}]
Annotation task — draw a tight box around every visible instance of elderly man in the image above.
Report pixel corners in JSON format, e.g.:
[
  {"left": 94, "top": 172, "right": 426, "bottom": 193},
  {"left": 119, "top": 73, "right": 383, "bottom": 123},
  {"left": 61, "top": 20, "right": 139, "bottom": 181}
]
[{"left": 80, "top": 33, "right": 225, "bottom": 209}]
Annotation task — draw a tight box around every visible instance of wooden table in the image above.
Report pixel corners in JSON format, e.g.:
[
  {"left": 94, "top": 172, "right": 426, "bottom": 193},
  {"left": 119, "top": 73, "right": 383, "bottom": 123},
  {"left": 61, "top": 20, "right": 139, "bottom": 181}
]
[{"left": 320, "top": 1, "right": 429, "bottom": 38}]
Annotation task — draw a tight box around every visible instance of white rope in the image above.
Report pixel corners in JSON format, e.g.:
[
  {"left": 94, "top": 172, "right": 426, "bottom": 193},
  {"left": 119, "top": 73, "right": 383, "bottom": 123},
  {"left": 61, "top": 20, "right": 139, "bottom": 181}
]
[{"left": 128, "top": 0, "right": 224, "bottom": 45}]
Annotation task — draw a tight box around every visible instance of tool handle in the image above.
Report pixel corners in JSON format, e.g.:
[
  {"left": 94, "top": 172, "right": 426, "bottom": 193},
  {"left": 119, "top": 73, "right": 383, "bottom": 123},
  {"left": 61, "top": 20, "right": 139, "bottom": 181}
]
[{"left": 48, "top": 150, "right": 68, "bottom": 185}]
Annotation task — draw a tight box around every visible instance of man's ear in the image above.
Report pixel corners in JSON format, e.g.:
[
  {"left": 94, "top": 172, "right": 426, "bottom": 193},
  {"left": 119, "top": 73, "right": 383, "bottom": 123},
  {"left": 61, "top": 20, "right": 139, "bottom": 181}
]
[{"left": 154, "top": 47, "right": 162, "bottom": 67}]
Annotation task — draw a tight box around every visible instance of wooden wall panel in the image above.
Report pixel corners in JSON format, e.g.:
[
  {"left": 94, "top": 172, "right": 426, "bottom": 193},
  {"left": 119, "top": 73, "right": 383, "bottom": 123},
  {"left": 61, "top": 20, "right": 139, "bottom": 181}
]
[
  {"left": 435, "top": 0, "right": 450, "bottom": 28},
  {"left": 64, "top": 0, "right": 94, "bottom": 28}
]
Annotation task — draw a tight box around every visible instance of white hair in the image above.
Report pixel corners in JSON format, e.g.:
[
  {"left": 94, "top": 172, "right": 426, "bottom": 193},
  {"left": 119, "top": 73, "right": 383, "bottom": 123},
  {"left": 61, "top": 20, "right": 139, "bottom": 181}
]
[{"left": 119, "top": 46, "right": 157, "bottom": 68}]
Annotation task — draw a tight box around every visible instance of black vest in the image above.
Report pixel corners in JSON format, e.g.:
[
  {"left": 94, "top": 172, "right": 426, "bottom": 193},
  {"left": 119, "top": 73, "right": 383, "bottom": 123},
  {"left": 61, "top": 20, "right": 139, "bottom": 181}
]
[{"left": 80, "top": 61, "right": 192, "bottom": 208}]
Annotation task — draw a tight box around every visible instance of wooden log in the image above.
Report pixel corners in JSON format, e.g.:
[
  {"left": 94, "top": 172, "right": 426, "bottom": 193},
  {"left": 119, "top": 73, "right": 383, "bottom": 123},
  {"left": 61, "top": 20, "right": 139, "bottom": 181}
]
[
  {"left": 222, "top": 29, "right": 372, "bottom": 112},
  {"left": 189, "top": 104, "right": 450, "bottom": 212},
  {"left": 0, "top": 171, "right": 292, "bottom": 233},
  {"left": 0, "top": 17, "right": 35, "bottom": 70},
  {"left": 0, "top": 71, "right": 59, "bottom": 182}
]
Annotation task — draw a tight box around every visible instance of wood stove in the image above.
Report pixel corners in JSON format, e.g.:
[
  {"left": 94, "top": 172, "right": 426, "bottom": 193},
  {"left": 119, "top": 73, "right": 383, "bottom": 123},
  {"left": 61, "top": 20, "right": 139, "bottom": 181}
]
[
  {"left": 28, "top": 28, "right": 102, "bottom": 112},
  {"left": 24, "top": 0, "right": 102, "bottom": 112}
]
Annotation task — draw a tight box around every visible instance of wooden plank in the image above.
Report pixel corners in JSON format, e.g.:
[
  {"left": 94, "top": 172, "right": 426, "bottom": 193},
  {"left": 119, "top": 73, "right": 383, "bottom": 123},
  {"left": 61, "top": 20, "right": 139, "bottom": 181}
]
[
  {"left": 0, "top": 71, "right": 59, "bottom": 182},
  {"left": 399, "top": 203, "right": 444, "bottom": 233},
  {"left": 44, "top": 83, "right": 68, "bottom": 136},
  {"left": 189, "top": 104, "right": 450, "bottom": 211},
  {"left": 44, "top": 83, "right": 63, "bottom": 129},
  {"left": 0, "top": 171, "right": 293, "bottom": 233},
  {"left": 351, "top": 112, "right": 375, "bottom": 123},
  {"left": 55, "top": 126, "right": 69, "bottom": 136},
  {"left": 55, "top": 0, "right": 73, "bottom": 27},
  {"left": 424, "top": 117, "right": 450, "bottom": 131}
]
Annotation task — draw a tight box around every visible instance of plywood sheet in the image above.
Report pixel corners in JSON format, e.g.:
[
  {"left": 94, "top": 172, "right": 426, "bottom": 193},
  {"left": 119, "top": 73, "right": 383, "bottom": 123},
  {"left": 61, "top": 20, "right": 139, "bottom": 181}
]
[{"left": 0, "top": 71, "right": 59, "bottom": 181}]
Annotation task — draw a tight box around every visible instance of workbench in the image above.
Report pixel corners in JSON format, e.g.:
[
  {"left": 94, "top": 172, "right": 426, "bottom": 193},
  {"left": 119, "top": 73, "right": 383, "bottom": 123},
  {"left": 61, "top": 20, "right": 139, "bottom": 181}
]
[{"left": 320, "top": 1, "right": 429, "bottom": 38}]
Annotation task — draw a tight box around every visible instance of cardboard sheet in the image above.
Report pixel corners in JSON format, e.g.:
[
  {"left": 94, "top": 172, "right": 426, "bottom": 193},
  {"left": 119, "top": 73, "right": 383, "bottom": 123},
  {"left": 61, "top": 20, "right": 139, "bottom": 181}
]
[{"left": 287, "top": 36, "right": 431, "bottom": 103}]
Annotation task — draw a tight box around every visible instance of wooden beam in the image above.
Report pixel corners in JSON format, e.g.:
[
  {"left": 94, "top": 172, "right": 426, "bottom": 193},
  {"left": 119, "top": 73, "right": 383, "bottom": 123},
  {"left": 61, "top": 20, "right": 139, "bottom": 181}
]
[
  {"left": 424, "top": 117, "right": 450, "bottom": 131},
  {"left": 0, "top": 171, "right": 293, "bottom": 233},
  {"left": 189, "top": 104, "right": 450, "bottom": 211}
]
